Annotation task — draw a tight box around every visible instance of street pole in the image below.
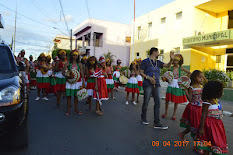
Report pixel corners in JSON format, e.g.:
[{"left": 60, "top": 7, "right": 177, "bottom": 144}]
[
  {"left": 132, "top": 0, "right": 135, "bottom": 62},
  {"left": 13, "top": 0, "right": 17, "bottom": 55},
  {"left": 94, "top": 32, "right": 96, "bottom": 56},
  {"left": 70, "top": 29, "right": 72, "bottom": 53}
]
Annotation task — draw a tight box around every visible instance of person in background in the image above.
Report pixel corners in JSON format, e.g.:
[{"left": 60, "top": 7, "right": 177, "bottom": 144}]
[
  {"left": 17, "top": 49, "right": 30, "bottom": 91},
  {"left": 125, "top": 61, "right": 139, "bottom": 105},
  {"left": 35, "top": 53, "right": 51, "bottom": 101},
  {"left": 81, "top": 56, "right": 88, "bottom": 87},
  {"left": 113, "top": 59, "right": 122, "bottom": 91},
  {"left": 29, "top": 55, "right": 37, "bottom": 90},
  {"left": 140, "top": 47, "right": 174, "bottom": 130},
  {"left": 136, "top": 58, "right": 143, "bottom": 103},
  {"left": 106, "top": 58, "right": 115, "bottom": 99},
  {"left": 54, "top": 50, "right": 67, "bottom": 107},
  {"left": 86, "top": 56, "right": 97, "bottom": 111},
  {"left": 93, "top": 56, "right": 108, "bottom": 116}
]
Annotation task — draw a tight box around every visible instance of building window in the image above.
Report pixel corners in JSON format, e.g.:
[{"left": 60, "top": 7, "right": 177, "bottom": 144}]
[
  {"left": 136, "top": 52, "right": 140, "bottom": 57},
  {"left": 126, "top": 37, "right": 131, "bottom": 43},
  {"left": 160, "top": 49, "right": 164, "bottom": 55},
  {"left": 138, "top": 26, "right": 141, "bottom": 40},
  {"left": 174, "top": 47, "right": 180, "bottom": 54},
  {"left": 148, "top": 22, "right": 152, "bottom": 38},
  {"left": 161, "top": 17, "right": 166, "bottom": 24},
  {"left": 228, "top": 10, "right": 233, "bottom": 29},
  {"left": 94, "top": 32, "right": 103, "bottom": 47},
  {"left": 176, "top": 11, "right": 182, "bottom": 20}
]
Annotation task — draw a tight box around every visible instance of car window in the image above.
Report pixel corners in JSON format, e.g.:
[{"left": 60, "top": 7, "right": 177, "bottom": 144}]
[{"left": 0, "top": 46, "right": 17, "bottom": 73}]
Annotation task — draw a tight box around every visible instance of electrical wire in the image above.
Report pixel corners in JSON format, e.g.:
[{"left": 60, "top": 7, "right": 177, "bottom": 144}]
[
  {"left": 58, "top": 0, "right": 69, "bottom": 33},
  {"left": 15, "top": 40, "right": 49, "bottom": 48},
  {"left": 30, "top": 0, "right": 68, "bottom": 35}
]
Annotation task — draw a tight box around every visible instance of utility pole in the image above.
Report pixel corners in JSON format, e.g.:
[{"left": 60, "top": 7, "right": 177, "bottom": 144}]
[
  {"left": 93, "top": 32, "right": 96, "bottom": 56},
  {"left": 13, "top": 0, "right": 17, "bottom": 55},
  {"left": 132, "top": 0, "right": 135, "bottom": 61},
  {"left": 70, "top": 29, "right": 72, "bottom": 52}
]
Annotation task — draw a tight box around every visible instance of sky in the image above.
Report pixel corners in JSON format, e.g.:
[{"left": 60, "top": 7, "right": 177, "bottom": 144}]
[{"left": 0, "top": 0, "right": 174, "bottom": 59}]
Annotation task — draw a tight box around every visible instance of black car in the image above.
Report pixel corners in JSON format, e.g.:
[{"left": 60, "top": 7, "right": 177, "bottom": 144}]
[{"left": 0, "top": 43, "right": 29, "bottom": 148}]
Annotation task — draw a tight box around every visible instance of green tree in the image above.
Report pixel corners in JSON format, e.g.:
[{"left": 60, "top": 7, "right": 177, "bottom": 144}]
[{"left": 103, "top": 51, "right": 116, "bottom": 63}]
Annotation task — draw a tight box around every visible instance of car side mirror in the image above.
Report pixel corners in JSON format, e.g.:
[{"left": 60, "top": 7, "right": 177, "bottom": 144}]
[{"left": 18, "top": 62, "right": 26, "bottom": 71}]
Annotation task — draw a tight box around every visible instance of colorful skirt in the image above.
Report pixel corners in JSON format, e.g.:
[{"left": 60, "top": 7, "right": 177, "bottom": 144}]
[
  {"left": 180, "top": 103, "right": 202, "bottom": 138},
  {"left": 30, "top": 71, "right": 37, "bottom": 87},
  {"left": 165, "top": 79, "right": 187, "bottom": 103},
  {"left": 197, "top": 117, "right": 228, "bottom": 154},
  {"left": 86, "top": 78, "right": 95, "bottom": 97},
  {"left": 136, "top": 75, "right": 143, "bottom": 92},
  {"left": 36, "top": 70, "right": 50, "bottom": 89},
  {"left": 48, "top": 76, "right": 57, "bottom": 94},
  {"left": 65, "top": 80, "right": 82, "bottom": 97},
  {"left": 106, "top": 75, "right": 114, "bottom": 92},
  {"left": 55, "top": 71, "right": 66, "bottom": 91},
  {"left": 93, "top": 78, "right": 108, "bottom": 101},
  {"left": 125, "top": 77, "right": 139, "bottom": 93}
]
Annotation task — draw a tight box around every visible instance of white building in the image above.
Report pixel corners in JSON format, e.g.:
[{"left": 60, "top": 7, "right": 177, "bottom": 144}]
[{"left": 73, "top": 19, "right": 131, "bottom": 66}]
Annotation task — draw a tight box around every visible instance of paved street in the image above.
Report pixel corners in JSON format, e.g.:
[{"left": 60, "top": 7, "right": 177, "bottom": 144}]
[{"left": 0, "top": 87, "right": 232, "bottom": 155}]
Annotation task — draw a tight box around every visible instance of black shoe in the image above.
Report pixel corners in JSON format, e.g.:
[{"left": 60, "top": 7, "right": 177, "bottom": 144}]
[{"left": 153, "top": 124, "right": 168, "bottom": 130}]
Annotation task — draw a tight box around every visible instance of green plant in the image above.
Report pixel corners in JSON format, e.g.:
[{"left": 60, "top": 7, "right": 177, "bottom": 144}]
[
  {"left": 226, "top": 71, "right": 233, "bottom": 80},
  {"left": 203, "top": 69, "right": 230, "bottom": 87},
  {"left": 103, "top": 51, "right": 116, "bottom": 63},
  {"left": 52, "top": 49, "right": 71, "bottom": 59}
]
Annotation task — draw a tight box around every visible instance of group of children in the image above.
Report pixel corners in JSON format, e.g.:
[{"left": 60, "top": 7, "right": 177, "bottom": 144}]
[
  {"left": 22, "top": 49, "right": 134, "bottom": 116},
  {"left": 160, "top": 54, "right": 228, "bottom": 155},
  {"left": 17, "top": 49, "right": 228, "bottom": 154}
]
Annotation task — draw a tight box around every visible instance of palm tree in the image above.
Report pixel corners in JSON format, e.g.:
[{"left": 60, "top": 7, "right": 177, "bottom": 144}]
[{"left": 103, "top": 51, "right": 116, "bottom": 63}]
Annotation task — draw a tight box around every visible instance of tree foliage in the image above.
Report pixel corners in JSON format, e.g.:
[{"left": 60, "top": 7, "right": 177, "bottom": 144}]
[{"left": 103, "top": 51, "right": 116, "bottom": 63}]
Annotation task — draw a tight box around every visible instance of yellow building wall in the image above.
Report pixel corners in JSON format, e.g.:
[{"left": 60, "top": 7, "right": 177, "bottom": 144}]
[{"left": 130, "top": 0, "right": 230, "bottom": 72}]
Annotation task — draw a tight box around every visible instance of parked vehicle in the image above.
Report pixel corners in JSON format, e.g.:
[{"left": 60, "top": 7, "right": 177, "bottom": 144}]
[{"left": 0, "top": 43, "right": 29, "bottom": 148}]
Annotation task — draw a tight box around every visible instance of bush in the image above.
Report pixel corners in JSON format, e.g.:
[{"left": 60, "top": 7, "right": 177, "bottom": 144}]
[
  {"left": 203, "top": 69, "right": 230, "bottom": 87},
  {"left": 226, "top": 71, "right": 233, "bottom": 81}
]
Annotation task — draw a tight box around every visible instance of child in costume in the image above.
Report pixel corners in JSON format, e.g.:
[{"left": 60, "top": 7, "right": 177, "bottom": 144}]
[
  {"left": 81, "top": 56, "right": 88, "bottom": 86},
  {"left": 106, "top": 58, "right": 115, "bottom": 99},
  {"left": 35, "top": 53, "right": 51, "bottom": 101},
  {"left": 62, "top": 50, "right": 85, "bottom": 116},
  {"left": 179, "top": 70, "right": 205, "bottom": 154},
  {"left": 197, "top": 81, "right": 228, "bottom": 155},
  {"left": 46, "top": 55, "right": 57, "bottom": 94},
  {"left": 125, "top": 61, "right": 139, "bottom": 105},
  {"left": 136, "top": 58, "right": 143, "bottom": 103},
  {"left": 54, "top": 50, "right": 67, "bottom": 107},
  {"left": 86, "top": 56, "right": 97, "bottom": 111},
  {"left": 29, "top": 55, "right": 37, "bottom": 90},
  {"left": 17, "top": 49, "right": 30, "bottom": 91},
  {"left": 113, "top": 59, "right": 122, "bottom": 91},
  {"left": 162, "top": 54, "right": 191, "bottom": 120},
  {"left": 93, "top": 56, "right": 108, "bottom": 116}
]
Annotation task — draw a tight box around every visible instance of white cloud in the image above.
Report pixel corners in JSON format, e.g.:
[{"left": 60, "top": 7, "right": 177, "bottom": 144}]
[
  {"left": 1, "top": 11, "right": 12, "bottom": 16},
  {"left": 62, "top": 15, "right": 74, "bottom": 23},
  {"left": 43, "top": 18, "right": 60, "bottom": 23}
]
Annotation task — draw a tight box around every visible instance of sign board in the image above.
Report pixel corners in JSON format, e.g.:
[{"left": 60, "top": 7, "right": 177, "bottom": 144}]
[
  {"left": 0, "top": 14, "right": 4, "bottom": 29},
  {"left": 183, "top": 30, "right": 232, "bottom": 46},
  {"left": 79, "top": 47, "right": 86, "bottom": 55}
]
